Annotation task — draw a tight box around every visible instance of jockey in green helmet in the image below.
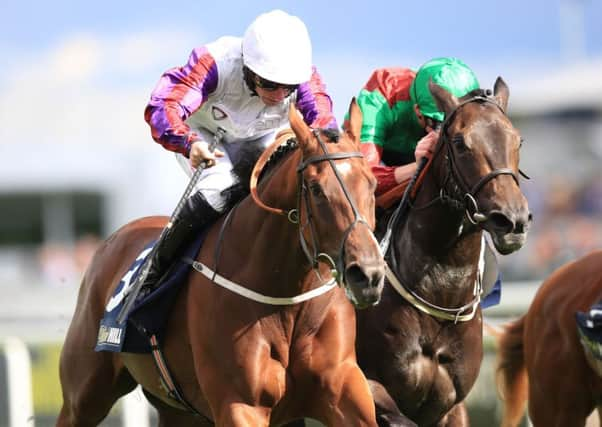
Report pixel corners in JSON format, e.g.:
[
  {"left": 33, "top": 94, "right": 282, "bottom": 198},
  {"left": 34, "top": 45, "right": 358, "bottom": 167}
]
[
  {"left": 349, "top": 57, "right": 503, "bottom": 310},
  {"left": 349, "top": 57, "right": 480, "bottom": 197}
]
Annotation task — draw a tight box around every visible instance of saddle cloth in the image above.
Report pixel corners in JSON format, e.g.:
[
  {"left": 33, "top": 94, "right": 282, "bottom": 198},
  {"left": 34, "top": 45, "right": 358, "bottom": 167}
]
[
  {"left": 94, "top": 223, "right": 501, "bottom": 354},
  {"left": 95, "top": 232, "right": 207, "bottom": 354}
]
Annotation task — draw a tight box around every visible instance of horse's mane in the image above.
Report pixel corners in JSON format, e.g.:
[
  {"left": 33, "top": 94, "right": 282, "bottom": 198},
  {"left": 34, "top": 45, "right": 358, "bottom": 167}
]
[{"left": 220, "top": 128, "right": 340, "bottom": 212}]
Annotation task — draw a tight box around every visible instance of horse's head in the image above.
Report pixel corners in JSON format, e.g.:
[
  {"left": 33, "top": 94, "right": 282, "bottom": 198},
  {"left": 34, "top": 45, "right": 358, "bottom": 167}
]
[
  {"left": 288, "top": 99, "right": 385, "bottom": 308},
  {"left": 428, "top": 78, "right": 531, "bottom": 254}
]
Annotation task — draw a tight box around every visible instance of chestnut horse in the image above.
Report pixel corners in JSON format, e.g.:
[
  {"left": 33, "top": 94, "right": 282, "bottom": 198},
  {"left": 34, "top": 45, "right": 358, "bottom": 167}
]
[
  {"left": 354, "top": 79, "right": 531, "bottom": 426},
  {"left": 495, "top": 250, "right": 602, "bottom": 427},
  {"left": 57, "top": 101, "right": 386, "bottom": 426}
]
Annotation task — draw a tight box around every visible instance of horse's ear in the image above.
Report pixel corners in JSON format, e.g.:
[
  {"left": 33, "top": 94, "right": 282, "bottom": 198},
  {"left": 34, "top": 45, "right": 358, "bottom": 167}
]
[
  {"left": 428, "top": 79, "right": 459, "bottom": 116},
  {"left": 288, "top": 102, "right": 313, "bottom": 146},
  {"left": 344, "top": 97, "right": 363, "bottom": 144},
  {"left": 494, "top": 77, "right": 509, "bottom": 113}
]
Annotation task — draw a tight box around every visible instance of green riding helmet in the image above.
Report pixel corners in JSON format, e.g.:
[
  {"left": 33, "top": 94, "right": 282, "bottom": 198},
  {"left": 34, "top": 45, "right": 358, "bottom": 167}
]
[{"left": 410, "top": 57, "right": 480, "bottom": 122}]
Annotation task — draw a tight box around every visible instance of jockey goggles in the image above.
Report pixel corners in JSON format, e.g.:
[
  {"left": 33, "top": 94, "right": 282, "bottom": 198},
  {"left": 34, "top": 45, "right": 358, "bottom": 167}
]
[{"left": 253, "top": 73, "right": 299, "bottom": 93}]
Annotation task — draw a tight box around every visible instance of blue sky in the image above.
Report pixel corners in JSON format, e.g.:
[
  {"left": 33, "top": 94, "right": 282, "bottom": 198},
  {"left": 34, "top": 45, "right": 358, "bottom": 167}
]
[
  {"left": 1, "top": 0, "right": 601, "bottom": 147},
  {"left": 3, "top": 0, "right": 602, "bottom": 58}
]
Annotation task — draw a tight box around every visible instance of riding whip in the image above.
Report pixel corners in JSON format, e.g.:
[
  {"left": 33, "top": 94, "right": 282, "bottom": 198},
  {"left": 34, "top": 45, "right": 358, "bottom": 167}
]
[{"left": 117, "top": 127, "right": 227, "bottom": 324}]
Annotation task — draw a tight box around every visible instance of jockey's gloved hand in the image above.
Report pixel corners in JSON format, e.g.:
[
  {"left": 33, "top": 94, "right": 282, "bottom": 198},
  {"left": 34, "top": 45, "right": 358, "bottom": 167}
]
[
  {"left": 414, "top": 129, "right": 439, "bottom": 162},
  {"left": 189, "top": 139, "right": 225, "bottom": 169}
]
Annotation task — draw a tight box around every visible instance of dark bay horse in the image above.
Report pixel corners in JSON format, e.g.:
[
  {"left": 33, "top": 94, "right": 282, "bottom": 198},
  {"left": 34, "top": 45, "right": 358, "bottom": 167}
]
[
  {"left": 494, "top": 250, "right": 602, "bottom": 427},
  {"left": 58, "top": 100, "right": 385, "bottom": 426},
  {"left": 354, "top": 79, "right": 531, "bottom": 426}
]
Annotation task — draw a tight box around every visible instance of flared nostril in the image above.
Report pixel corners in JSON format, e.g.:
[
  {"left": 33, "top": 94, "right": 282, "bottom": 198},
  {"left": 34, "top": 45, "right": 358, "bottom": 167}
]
[
  {"left": 488, "top": 212, "right": 514, "bottom": 234},
  {"left": 345, "top": 264, "right": 385, "bottom": 289},
  {"left": 345, "top": 264, "right": 366, "bottom": 287}
]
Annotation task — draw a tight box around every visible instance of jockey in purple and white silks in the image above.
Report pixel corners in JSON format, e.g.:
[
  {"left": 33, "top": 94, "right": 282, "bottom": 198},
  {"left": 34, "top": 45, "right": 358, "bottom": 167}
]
[{"left": 142, "top": 9, "right": 337, "bottom": 291}]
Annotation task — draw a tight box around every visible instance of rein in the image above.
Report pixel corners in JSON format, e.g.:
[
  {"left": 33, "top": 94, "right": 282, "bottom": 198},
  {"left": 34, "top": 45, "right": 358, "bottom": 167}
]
[
  {"left": 186, "top": 128, "right": 370, "bottom": 305},
  {"left": 381, "top": 92, "right": 524, "bottom": 322},
  {"left": 250, "top": 128, "right": 368, "bottom": 285},
  {"left": 441, "top": 95, "right": 528, "bottom": 225}
]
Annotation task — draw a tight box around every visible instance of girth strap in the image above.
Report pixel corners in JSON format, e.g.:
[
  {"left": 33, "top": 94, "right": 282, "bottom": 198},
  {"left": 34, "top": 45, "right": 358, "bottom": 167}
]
[{"left": 147, "top": 334, "right": 213, "bottom": 421}]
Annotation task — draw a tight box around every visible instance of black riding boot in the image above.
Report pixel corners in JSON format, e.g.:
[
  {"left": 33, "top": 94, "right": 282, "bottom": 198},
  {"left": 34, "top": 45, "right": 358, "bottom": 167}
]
[{"left": 141, "top": 192, "right": 222, "bottom": 292}]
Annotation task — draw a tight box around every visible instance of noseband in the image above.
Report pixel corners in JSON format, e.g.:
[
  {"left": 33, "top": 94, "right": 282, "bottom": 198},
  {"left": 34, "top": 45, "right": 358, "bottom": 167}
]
[
  {"left": 428, "top": 93, "right": 529, "bottom": 225},
  {"left": 251, "top": 129, "right": 370, "bottom": 285},
  {"left": 379, "top": 91, "right": 529, "bottom": 322},
  {"left": 441, "top": 94, "right": 525, "bottom": 223}
]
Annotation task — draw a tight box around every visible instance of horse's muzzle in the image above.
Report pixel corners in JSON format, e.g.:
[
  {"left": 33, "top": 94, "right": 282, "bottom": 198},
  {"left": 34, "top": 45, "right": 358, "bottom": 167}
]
[
  {"left": 486, "top": 208, "right": 532, "bottom": 255},
  {"left": 344, "top": 262, "right": 385, "bottom": 309}
]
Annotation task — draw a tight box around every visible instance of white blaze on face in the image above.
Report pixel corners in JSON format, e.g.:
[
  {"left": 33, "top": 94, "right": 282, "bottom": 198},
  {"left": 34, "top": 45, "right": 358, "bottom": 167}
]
[{"left": 335, "top": 161, "right": 352, "bottom": 176}]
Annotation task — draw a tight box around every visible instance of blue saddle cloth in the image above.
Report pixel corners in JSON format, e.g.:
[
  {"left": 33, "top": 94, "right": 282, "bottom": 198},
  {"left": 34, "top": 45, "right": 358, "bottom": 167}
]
[
  {"left": 481, "top": 238, "right": 502, "bottom": 309},
  {"left": 481, "top": 276, "right": 502, "bottom": 309},
  {"left": 95, "top": 232, "right": 206, "bottom": 354},
  {"left": 576, "top": 302, "right": 602, "bottom": 360}
]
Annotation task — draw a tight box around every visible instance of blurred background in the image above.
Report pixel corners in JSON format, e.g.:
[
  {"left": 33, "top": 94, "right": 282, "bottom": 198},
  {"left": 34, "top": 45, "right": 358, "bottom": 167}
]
[{"left": 0, "top": 0, "right": 600, "bottom": 425}]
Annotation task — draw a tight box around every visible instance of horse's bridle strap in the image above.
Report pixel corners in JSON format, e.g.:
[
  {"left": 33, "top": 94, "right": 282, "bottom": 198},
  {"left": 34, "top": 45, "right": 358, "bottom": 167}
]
[
  {"left": 185, "top": 258, "right": 337, "bottom": 305},
  {"left": 297, "top": 152, "right": 363, "bottom": 172},
  {"left": 384, "top": 264, "right": 480, "bottom": 323},
  {"left": 469, "top": 167, "right": 518, "bottom": 196}
]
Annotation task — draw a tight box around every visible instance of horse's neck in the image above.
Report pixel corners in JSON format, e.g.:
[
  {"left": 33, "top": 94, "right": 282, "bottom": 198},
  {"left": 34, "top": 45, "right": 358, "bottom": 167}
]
[
  {"left": 394, "top": 171, "right": 483, "bottom": 303},
  {"left": 222, "top": 163, "right": 314, "bottom": 296}
]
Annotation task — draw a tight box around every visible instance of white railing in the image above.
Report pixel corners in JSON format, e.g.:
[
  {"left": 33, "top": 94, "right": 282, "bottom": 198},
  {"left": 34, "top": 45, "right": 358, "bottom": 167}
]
[
  {"left": 1, "top": 336, "right": 151, "bottom": 427},
  {"left": 1, "top": 337, "right": 34, "bottom": 427}
]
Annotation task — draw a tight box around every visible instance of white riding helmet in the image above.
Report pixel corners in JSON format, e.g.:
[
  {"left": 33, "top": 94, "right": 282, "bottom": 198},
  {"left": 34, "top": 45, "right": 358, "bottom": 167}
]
[{"left": 242, "top": 10, "right": 312, "bottom": 85}]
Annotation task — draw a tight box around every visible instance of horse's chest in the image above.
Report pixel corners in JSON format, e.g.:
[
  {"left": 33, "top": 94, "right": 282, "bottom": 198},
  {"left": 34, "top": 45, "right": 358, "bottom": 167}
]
[{"left": 383, "top": 311, "right": 482, "bottom": 402}]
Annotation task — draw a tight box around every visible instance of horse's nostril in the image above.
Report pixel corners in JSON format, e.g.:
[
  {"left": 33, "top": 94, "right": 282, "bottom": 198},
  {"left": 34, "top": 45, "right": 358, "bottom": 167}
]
[
  {"left": 345, "top": 264, "right": 384, "bottom": 289},
  {"left": 489, "top": 212, "right": 514, "bottom": 233},
  {"left": 345, "top": 264, "right": 366, "bottom": 286}
]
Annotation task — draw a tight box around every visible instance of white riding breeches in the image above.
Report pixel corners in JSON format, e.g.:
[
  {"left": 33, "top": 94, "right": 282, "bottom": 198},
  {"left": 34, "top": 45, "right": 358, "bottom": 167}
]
[{"left": 175, "top": 128, "right": 278, "bottom": 212}]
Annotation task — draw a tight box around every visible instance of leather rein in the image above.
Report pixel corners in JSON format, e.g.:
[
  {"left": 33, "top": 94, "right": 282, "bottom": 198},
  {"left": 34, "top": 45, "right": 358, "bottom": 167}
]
[
  {"left": 384, "top": 93, "right": 528, "bottom": 322},
  {"left": 250, "top": 129, "right": 370, "bottom": 285}
]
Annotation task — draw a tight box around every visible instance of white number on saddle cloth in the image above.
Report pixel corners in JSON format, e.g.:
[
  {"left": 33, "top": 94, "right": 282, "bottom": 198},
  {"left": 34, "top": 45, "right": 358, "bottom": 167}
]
[{"left": 105, "top": 246, "right": 154, "bottom": 312}]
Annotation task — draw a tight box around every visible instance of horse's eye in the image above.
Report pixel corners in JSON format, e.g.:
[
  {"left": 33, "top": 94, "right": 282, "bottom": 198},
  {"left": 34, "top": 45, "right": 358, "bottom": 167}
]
[
  {"left": 309, "top": 182, "right": 325, "bottom": 198},
  {"left": 451, "top": 134, "right": 467, "bottom": 150}
]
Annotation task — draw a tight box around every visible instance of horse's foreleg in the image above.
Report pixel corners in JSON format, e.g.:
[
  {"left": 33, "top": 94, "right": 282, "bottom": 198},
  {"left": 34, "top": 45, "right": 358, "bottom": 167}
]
[
  {"left": 367, "top": 379, "right": 417, "bottom": 427},
  {"left": 309, "top": 362, "right": 378, "bottom": 427},
  {"left": 213, "top": 401, "right": 270, "bottom": 427},
  {"left": 435, "top": 403, "right": 469, "bottom": 427}
]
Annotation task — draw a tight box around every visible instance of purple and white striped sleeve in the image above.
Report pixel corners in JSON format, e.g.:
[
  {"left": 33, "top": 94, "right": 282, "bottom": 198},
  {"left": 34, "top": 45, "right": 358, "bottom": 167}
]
[
  {"left": 296, "top": 66, "right": 337, "bottom": 130},
  {"left": 144, "top": 46, "right": 219, "bottom": 156}
]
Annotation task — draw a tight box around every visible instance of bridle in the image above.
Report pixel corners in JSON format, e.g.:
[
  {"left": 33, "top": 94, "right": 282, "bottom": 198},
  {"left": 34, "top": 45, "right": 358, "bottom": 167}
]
[
  {"left": 434, "top": 93, "right": 529, "bottom": 225},
  {"left": 250, "top": 129, "right": 371, "bottom": 285},
  {"left": 381, "top": 91, "right": 529, "bottom": 322}
]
